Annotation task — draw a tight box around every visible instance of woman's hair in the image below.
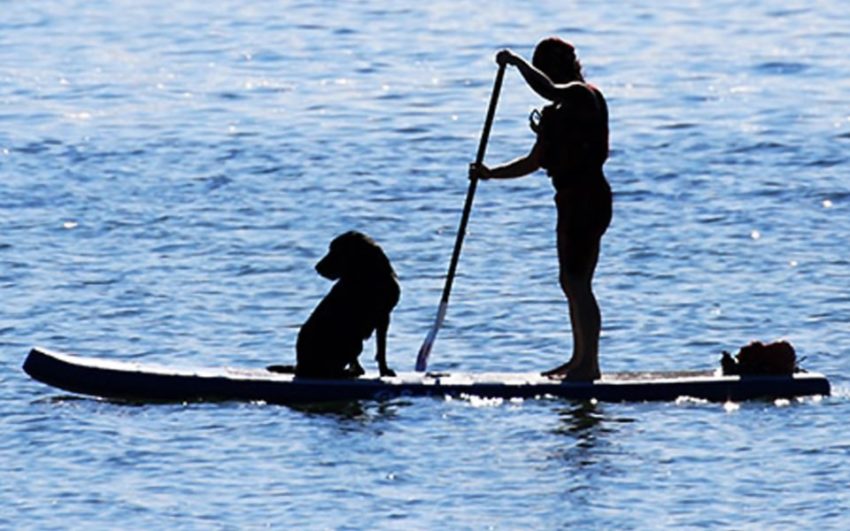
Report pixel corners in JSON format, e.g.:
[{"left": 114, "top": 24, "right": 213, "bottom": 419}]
[{"left": 532, "top": 37, "right": 583, "bottom": 83}]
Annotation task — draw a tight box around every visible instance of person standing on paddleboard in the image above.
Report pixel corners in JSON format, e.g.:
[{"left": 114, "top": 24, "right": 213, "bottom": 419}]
[{"left": 470, "top": 38, "right": 611, "bottom": 381}]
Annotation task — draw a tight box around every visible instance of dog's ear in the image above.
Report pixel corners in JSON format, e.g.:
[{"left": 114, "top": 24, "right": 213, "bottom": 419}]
[
  {"left": 349, "top": 232, "right": 396, "bottom": 280},
  {"left": 365, "top": 242, "right": 395, "bottom": 279}
]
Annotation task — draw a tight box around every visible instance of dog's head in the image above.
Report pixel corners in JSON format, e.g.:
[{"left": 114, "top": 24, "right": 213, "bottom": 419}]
[{"left": 316, "top": 231, "right": 396, "bottom": 281}]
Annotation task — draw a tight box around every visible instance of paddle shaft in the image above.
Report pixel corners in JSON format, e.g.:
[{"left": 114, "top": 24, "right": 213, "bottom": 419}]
[
  {"left": 416, "top": 63, "right": 506, "bottom": 371},
  {"left": 441, "top": 63, "right": 505, "bottom": 302}
]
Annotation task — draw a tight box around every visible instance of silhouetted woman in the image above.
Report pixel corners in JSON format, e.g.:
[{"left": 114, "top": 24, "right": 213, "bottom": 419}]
[{"left": 471, "top": 38, "right": 611, "bottom": 380}]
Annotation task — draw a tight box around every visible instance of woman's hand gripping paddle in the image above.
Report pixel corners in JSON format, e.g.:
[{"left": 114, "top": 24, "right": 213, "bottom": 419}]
[{"left": 415, "top": 63, "right": 506, "bottom": 372}]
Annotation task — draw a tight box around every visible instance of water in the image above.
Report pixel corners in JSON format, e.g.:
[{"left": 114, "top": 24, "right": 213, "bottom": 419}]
[{"left": 3, "top": 0, "right": 849, "bottom": 528}]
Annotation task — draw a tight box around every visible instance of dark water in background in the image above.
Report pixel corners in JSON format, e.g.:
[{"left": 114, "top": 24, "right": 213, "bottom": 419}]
[{"left": 2, "top": 1, "right": 849, "bottom": 528}]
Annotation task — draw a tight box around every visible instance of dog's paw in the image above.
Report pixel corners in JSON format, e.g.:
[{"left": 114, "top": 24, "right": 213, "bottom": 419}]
[
  {"left": 346, "top": 362, "right": 365, "bottom": 377},
  {"left": 380, "top": 367, "right": 396, "bottom": 377}
]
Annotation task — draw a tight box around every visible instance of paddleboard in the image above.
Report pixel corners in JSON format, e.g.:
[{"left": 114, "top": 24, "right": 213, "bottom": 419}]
[{"left": 23, "top": 347, "right": 830, "bottom": 404}]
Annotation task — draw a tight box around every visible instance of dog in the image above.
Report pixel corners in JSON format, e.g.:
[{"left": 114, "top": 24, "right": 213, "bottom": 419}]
[{"left": 275, "top": 231, "right": 399, "bottom": 379}]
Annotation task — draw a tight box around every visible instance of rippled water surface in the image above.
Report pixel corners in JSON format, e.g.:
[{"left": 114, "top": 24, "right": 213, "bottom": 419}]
[{"left": 3, "top": 1, "right": 849, "bottom": 528}]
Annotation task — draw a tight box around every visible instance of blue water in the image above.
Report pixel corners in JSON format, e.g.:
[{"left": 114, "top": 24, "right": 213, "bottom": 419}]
[{"left": 3, "top": 0, "right": 850, "bottom": 528}]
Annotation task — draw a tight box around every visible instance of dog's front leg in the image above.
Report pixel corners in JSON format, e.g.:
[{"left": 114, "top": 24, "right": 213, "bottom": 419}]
[{"left": 375, "top": 316, "right": 396, "bottom": 377}]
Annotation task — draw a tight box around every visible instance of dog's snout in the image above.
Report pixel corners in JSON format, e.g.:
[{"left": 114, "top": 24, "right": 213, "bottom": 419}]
[{"left": 315, "top": 254, "right": 340, "bottom": 280}]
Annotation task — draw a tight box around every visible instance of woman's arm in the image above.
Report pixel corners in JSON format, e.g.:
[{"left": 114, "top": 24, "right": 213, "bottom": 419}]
[
  {"left": 471, "top": 140, "right": 542, "bottom": 180},
  {"left": 497, "top": 49, "right": 570, "bottom": 102}
]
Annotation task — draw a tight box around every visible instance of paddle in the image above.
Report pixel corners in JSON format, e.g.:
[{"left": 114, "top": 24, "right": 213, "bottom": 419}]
[{"left": 415, "top": 62, "right": 506, "bottom": 372}]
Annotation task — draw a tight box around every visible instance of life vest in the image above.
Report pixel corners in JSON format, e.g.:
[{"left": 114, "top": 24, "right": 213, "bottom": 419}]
[{"left": 533, "top": 83, "right": 609, "bottom": 177}]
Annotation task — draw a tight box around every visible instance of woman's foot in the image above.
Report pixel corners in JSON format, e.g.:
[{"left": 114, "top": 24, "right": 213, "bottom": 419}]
[
  {"left": 543, "top": 362, "right": 600, "bottom": 381},
  {"left": 542, "top": 361, "right": 574, "bottom": 378}
]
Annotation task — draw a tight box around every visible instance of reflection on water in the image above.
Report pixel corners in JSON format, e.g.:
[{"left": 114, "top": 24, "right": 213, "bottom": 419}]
[
  {"left": 552, "top": 402, "right": 610, "bottom": 494},
  {"left": 287, "top": 398, "right": 410, "bottom": 423},
  {"left": 549, "top": 401, "right": 637, "bottom": 478},
  {"left": 554, "top": 401, "right": 607, "bottom": 440}
]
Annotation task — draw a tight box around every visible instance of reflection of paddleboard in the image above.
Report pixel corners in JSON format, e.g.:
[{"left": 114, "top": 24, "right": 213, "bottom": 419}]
[{"left": 23, "top": 347, "right": 830, "bottom": 404}]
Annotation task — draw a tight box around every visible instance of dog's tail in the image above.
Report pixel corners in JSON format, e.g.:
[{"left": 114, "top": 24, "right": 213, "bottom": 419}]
[{"left": 266, "top": 364, "right": 296, "bottom": 374}]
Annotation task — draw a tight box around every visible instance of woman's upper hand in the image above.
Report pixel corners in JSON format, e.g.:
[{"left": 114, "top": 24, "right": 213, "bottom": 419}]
[
  {"left": 469, "top": 162, "right": 492, "bottom": 181},
  {"left": 495, "top": 49, "right": 519, "bottom": 67}
]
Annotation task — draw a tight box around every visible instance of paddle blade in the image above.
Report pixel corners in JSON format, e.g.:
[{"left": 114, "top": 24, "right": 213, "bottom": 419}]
[{"left": 415, "top": 302, "right": 448, "bottom": 371}]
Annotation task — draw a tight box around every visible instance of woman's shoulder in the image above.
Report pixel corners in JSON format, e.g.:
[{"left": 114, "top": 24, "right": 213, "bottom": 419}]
[
  {"left": 537, "top": 84, "right": 598, "bottom": 121},
  {"left": 554, "top": 81, "right": 603, "bottom": 105}
]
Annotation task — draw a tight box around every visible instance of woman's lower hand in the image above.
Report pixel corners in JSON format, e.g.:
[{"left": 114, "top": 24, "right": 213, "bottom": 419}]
[{"left": 469, "top": 162, "right": 492, "bottom": 181}]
